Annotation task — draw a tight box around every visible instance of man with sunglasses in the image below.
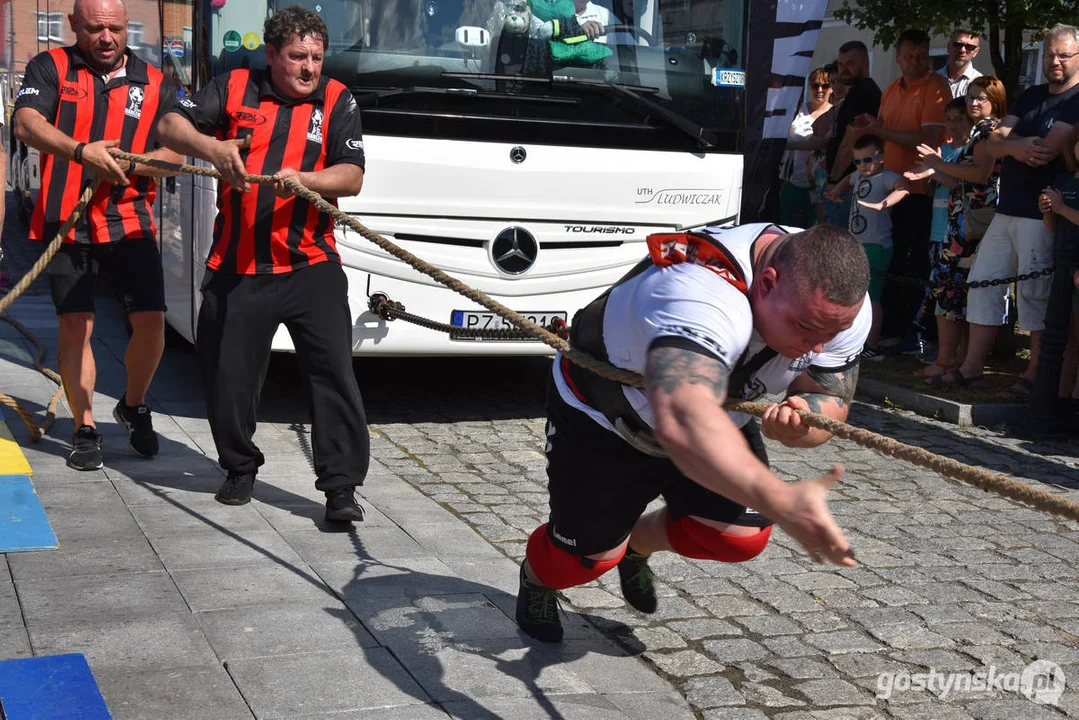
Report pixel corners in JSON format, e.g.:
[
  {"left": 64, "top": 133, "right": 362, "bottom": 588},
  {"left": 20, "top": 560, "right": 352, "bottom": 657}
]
[{"left": 937, "top": 30, "right": 983, "bottom": 99}]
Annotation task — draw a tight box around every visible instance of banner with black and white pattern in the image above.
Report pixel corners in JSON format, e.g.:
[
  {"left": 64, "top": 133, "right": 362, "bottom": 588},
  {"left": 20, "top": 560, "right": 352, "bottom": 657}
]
[{"left": 740, "top": 0, "right": 828, "bottom": 222}]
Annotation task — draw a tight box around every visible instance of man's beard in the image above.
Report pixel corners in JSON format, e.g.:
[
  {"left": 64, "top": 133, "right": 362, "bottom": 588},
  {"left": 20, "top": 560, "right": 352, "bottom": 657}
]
[{"left": 89, "top": 46, "right": 124, "bottom": 73}]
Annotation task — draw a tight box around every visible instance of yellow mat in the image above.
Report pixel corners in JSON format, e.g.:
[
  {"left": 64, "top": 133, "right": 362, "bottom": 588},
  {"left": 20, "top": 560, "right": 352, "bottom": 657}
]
[{"left": 0, "top": 421, "right": 33, "bottom": 476}]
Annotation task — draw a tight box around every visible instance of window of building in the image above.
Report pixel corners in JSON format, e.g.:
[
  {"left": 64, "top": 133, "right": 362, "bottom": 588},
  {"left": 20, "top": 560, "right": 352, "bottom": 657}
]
[
  {"left": 930, "top": 49, "right": 949, "bottom": 73},
  {"left": 1018, "top": 45, "right": 1041, "bottom": 93},
  {"left": 37, "top": 12, "right": 64, "bottom": 42},
  {"left": 128, "top": 22, "right": 144, "bottom": 50}
]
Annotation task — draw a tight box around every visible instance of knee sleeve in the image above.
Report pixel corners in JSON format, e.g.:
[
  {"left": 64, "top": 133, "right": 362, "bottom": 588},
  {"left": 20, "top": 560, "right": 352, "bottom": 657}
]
[
  {"left": 526, "top": 524, "right": 623, "bottom": 590},
  {"left": 665, "top": 515, "right": 772, "bottom": 563}
]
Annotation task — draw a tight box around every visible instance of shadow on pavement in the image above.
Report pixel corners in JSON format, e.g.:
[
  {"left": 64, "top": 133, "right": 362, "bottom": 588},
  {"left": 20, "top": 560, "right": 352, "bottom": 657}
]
[{"left": 117, "top": 469, "right": 642, "bottom": 718}]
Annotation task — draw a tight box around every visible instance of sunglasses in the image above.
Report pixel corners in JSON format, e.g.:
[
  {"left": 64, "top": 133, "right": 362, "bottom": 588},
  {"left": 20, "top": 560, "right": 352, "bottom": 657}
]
[
  {"left": 810, "top": 82, "right": 831, "bottom": 89},
  {"left": 951, "top": 41, "right": 978, "bottom": 52},
  {"left": 853, "top": 154, "right": 882, "bottom": 165}
]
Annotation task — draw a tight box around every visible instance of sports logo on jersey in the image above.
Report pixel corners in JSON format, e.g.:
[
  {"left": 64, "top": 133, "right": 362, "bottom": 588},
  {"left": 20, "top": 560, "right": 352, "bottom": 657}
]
[
  {"left": 59, "top": 82, "right": 87, "bottom": 100},
  {"left": 744, "top": 377, "right": 767, "bottom": 401},
  {"left": 179, "top": 98, "right": 196, "bottom": 108},
  {"left": 17, "top": 86, "right": 40, "bottom": 98},
  {"left": 307, "top": 108, "right": 324, "bottom": 144},
  {"left": 229, "top": 108, "right": 268, "bottom": 127},
  {"left": 125, "top": 85, "right": 145, "bottom": 119},
  {"left": 345, "top": 138, "right": 363, "bottom": 151}
]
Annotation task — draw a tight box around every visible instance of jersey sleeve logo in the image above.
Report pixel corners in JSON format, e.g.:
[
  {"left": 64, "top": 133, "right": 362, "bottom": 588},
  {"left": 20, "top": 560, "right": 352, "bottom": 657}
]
[
  {"left": 345, "top": 138, "right": 364, "bottom": 151},
  {"left": 17, "top": 86, "right": 41, "bottom": 98}
]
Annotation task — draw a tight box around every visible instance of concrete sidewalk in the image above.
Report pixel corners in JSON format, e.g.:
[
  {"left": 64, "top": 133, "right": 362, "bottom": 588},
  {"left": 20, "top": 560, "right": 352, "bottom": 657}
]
[{"left": 0, "top": 296, "right": 693, "bottom": 720}]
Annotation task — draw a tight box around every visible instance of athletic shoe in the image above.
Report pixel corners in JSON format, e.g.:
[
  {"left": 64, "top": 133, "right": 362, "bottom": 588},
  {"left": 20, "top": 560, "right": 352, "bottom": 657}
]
[
  {"left": 878, "top": 336, "right": 902, "bottom": 349},
  {"left": 859, "top": 347, "right": 885, "bottom": 362},
  {"left": 617, "top": 547, "right": 658, "bottom": 613},
  {"left": 325, "top": 487, "right": 365, "bottom": 522},
  {"left": 68, "top": 425, "right": 103, "bottom": 471},
  {"left": 515, "top": 564, "right": 564, "bottom": 643},
  {"left": 112, "top": 395, "right": 159, "bottom": 457},
  {"left": 215, "top": 472, "right": 255, "bottom": 505}
]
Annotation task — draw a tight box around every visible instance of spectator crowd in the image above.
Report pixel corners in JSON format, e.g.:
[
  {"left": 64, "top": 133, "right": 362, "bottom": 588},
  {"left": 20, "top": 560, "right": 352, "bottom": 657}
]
[{"left": 775, "top": 24, "right": 1079, "bottom": 437}]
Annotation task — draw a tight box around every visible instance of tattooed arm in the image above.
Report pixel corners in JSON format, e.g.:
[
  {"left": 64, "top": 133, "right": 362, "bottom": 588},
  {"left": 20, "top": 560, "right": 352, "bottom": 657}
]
[
  {"left": 645, "top": 341, "right": 856, "bottom": 566},
  {"left": 762, "top": 362, "right": 860, "bottom": 448}
]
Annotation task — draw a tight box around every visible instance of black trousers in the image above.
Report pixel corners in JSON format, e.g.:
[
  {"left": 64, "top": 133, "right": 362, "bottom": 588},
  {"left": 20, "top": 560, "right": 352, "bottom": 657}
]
[
  {"left": 197, "top": 262, "right": 370, "bottom": 490},
  {"left": 1030, "top": 234, "right": 1079, "bottom": 431},
  {"left": 883, "top": 195, "right": 934, "bottom": 339}
]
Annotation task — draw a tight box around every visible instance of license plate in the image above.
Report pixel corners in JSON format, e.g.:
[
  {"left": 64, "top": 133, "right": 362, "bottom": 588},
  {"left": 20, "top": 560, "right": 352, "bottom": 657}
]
[{"left": 450, "top": 310, "right": 567, "bottom": 341}]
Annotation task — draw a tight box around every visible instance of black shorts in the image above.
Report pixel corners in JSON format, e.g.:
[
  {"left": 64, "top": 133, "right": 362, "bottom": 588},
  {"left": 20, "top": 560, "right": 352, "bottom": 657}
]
[
  {"left": 544, "top": 373, "right": 772, "bottom": 557},
  {"left": 47, "top": 240, "right": 166, "bottom": 316}
]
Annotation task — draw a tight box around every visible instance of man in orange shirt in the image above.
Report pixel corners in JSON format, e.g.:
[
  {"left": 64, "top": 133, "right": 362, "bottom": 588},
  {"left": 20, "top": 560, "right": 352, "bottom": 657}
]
[{"left": 847, "top": 29, "right": 950, "bottom": 350}]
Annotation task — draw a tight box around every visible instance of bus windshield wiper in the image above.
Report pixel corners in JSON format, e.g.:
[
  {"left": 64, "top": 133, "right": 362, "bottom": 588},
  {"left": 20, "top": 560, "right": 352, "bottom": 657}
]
[{"left": 550, "top": 76, "right": 717, "bottom": 149}]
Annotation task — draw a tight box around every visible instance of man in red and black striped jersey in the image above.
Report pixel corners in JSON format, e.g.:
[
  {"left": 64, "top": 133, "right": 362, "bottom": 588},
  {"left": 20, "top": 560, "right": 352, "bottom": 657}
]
[
  {"left": 157, "top": 5, "right": 369, "bottom": 523},
  {"left": 12, "top": 0, "right": 183, "bottom": 471}
]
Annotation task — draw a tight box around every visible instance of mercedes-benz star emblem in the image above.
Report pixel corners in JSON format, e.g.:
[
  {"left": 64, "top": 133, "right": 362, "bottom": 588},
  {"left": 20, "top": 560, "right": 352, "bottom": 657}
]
[
  {"left": 490, "top": 227, "right": 538, "bottom": 275},
  {"left": 509, "top": 146, "right": 527, "bottom": 164}
]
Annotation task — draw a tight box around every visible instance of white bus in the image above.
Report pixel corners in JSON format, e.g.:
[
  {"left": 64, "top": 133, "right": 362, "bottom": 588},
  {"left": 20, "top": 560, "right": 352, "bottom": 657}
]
[{"left": 17, "top": 0, "right": 760, "bottom": 356}]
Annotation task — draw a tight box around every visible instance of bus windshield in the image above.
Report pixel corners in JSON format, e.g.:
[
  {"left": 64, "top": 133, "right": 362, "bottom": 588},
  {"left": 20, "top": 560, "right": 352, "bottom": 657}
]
[{"left": 207, "top": 0, "right": 747, "bottom": 152}]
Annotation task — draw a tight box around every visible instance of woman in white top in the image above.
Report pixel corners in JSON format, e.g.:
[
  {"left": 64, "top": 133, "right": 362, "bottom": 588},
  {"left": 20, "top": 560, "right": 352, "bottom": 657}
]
[{"left": 779, "top": 66, "right": 833, "bottom": 227}]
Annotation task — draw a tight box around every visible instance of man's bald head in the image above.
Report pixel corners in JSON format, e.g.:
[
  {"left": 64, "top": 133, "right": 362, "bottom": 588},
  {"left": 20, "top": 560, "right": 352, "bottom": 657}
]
[{"left": 69, "top": 0, "right": 129, "bottom": 73}]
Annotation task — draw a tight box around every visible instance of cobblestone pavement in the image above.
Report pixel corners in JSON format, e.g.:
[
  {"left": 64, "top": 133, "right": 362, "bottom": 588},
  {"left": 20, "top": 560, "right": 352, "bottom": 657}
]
[{"left": 268, "top": 353, "right": 1079, "bottom": 720}]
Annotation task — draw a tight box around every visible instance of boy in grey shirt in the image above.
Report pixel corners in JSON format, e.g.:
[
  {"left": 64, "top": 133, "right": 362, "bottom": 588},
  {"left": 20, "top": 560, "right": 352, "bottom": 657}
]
[{"left": 827, "top": 134, "right": 910, "bottom": 358}]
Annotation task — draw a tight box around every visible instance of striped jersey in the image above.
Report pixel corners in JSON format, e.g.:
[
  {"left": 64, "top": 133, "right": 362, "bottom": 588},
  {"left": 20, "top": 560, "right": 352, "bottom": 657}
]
[
  {"left": 170, "top": 69, "right": 365, "bottom": 275},
  {"left": 14, "top": 47, "right": 173, "bottom": 244}
]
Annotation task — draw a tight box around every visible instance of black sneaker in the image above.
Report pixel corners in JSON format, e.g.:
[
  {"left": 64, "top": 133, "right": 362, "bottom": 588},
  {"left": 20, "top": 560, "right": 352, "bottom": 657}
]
[
  {"left": 112, "top": 395, "right": 159, "bottom": 458},
  {"left": 618, "top": 547, "right": 658, "bottom": 613},
  {"left": 325, "top": 487, "right": 365, "bottom": 523},
  {"left": 68, "top": 425, "right": 103, "bottom": 471},
  {"left": 515, "top": 563, "right": 564, "bottom": 643},
  {"left": 215, "top": 472, "right": 255, "bottom": 505}
]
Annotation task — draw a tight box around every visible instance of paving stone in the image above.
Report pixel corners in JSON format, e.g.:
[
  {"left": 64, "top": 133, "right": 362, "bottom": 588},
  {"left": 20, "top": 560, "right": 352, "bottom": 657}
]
[
  {"left": 195, "top": 601, "right": 377, "bottom": 659},
  {"left": 700, "top": 709, "right": 770, "bottom": 720},
  {"left": 644, "top": 650, "right": 723, "bottom": 677},
  {"left": 789, "top": 612, "right": 848, "bottom": 632},
  {"left": 866, "top": 623, "right": 956, "bottom": 650},
  {"left": 860, "top": 586, "right": 929, "bottom": 606},
  {"left": 736, "top": 663, "right": 777, "bottom": 682},
  {"left": 740, "top": 682, "right": 806, "bottom": 708},
  {"left": 793, "top": 678, "right": 874, "bottom": 706},
  {"left": 768, "top": 658, "right": 838, "bottom": 680},
  {"left": 733, "top": 614, "right": 802, "bottom": 636},
  {"left": 803, "top": 631, "right": 883, "bottom": 654},
  {"left": 96, "top": 663, "right": 253, "bottom": 720},
  {"left": 31, "top": 614, "right": 218, "bottom": 671},
  {"left": 632, "top": 627, "right": 688, "bottom": 651},
  {"left": 701, "top": 638, "right": 770, "bottom": 663},
  {"left": 227, "top": 649, "right": 431, "bottom": 716},
  {"left": 667, "top": 618, "right": 743, "bottom": 641},
  {"left": 761, "top": 636, "right": 818, "bottom": 658},
  {"left": 696, "top": 596, "right": 771, "bottom": 618},
  {"left": 681, "top": 676, "right": 747, "bottom": 710}
]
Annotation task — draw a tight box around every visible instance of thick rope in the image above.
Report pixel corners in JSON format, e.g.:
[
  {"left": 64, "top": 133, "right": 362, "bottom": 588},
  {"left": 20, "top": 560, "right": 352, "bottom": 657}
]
[
  {"left": 7, "top": 151, "right": 1078, "bottom": 525},
  {"left": 107, "top": 150, "right": 1079, "bottom": 523},
  {"left": 0, "top": 181, "right": 98, "bottom": 441}
]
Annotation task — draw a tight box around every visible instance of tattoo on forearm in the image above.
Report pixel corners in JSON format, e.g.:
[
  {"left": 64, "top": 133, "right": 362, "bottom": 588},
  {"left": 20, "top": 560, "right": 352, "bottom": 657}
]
[
  {"left": 803, "top": 363, "right": 860, "bottom": 411},
  {"left": 646, "top": 347, "right": 730, "bottom": 399}
]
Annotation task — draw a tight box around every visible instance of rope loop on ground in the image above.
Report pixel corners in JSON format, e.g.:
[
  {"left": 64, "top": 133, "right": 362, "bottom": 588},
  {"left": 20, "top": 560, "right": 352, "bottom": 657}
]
[{"left": 2, "top": 150, "right": 1076, "bottom": 525}]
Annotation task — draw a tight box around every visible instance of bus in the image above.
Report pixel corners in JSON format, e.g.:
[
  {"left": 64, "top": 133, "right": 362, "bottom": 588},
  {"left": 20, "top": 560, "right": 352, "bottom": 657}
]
[{"left": 13, "top": 0, "right": 825, "bottom": 355}]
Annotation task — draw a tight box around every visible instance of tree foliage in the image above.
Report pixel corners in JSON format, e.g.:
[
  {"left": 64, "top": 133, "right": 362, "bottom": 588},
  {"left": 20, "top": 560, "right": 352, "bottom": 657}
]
[{"left": 835, "top": 1, "right": 1079, "bottom": 97}]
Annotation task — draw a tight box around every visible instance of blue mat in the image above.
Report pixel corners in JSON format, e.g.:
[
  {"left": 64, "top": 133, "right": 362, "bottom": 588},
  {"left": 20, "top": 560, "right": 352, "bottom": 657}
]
[
  {"left": 0, "top": 475, "right": 58, "bottom": 552},
  {"left": 0, "top": 654, "right": 111, "bottom": 719}
]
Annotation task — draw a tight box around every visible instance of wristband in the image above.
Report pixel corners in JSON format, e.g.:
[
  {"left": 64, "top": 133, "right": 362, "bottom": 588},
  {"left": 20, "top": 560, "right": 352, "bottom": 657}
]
[
  {"left": 73, "top": 142, "right": 86, "bottom": 163},
  {"left": 125, "top": 160, "right": 137, "bottom": 176}
]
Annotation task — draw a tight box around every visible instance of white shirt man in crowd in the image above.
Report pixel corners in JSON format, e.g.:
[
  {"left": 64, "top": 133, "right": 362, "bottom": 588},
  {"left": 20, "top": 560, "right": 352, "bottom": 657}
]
[{"left": 937, "top": 29, "right": 983, "bottom": 99}]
